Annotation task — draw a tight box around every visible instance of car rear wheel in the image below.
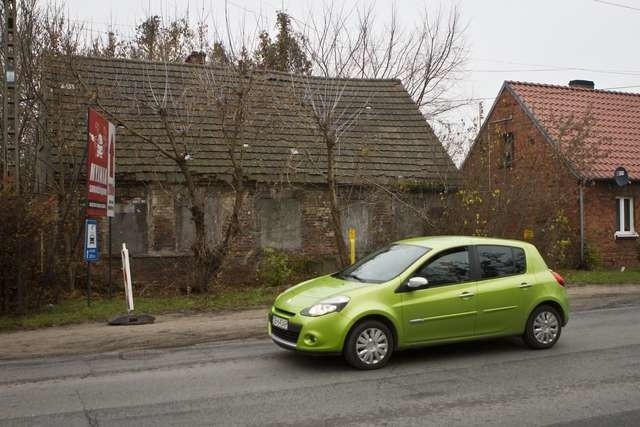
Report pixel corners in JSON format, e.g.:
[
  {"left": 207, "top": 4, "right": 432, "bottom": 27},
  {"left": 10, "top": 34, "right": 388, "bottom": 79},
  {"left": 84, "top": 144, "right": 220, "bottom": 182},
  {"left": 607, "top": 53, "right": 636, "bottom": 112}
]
[
  {"left": 344, "top": 320, "right": 394, "bottom": 370},
  {"left": 523, "top": 305, "right": 562, "bottom": 349}
]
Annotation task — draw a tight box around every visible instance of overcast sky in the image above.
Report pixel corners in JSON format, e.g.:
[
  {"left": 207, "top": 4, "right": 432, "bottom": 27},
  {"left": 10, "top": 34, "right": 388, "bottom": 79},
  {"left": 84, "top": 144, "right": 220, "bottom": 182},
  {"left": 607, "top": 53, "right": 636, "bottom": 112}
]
[{"left": 54, "top": 0, "right": 640, "bottom": 125}]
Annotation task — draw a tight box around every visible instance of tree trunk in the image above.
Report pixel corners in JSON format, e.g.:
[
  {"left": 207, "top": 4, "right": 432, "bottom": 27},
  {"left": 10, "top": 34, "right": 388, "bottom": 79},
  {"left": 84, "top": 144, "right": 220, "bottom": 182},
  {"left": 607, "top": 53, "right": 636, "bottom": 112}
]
[
  {"left": 224, "top": 172, "right": 244, "bottom": 248},
  {"left": 190, "top": 200, "right": 214, "bottom": 293},
  {"left": 15, "top": 235, "right": 24, "bottom": 314},
  {"left": 326, "top": 143, "right": 349, "bottom": 267},
  {"left": 179, "top": 160, "right": 216, "bottom": 293},
  {"left": 209, "top": 171, "right": 245, "bottom": 283},
  {"left": 1, "top": 269, "right": 6, "bottom": 314}
]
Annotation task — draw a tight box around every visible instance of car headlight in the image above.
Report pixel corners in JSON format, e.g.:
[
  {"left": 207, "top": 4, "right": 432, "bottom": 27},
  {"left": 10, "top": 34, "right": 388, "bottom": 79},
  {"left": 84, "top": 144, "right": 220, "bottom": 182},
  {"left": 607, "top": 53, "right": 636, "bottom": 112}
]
[{"left": 301, "top": 295, "right": 350, "bottom": 317}]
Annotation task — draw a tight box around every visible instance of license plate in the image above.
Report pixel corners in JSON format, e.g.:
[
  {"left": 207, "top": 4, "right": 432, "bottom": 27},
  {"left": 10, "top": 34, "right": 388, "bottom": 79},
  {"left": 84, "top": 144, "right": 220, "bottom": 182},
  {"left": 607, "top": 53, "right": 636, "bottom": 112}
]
[{"left": 272, "top": 315, "right": 288, "bottom": 330}]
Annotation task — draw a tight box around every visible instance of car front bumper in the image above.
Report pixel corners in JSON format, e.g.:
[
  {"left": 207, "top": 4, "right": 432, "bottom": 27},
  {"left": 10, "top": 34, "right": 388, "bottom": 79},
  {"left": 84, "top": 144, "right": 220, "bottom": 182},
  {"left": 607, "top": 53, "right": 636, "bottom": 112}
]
[{"left": 268, "top": 308, "right": 350, "bottom": 353}]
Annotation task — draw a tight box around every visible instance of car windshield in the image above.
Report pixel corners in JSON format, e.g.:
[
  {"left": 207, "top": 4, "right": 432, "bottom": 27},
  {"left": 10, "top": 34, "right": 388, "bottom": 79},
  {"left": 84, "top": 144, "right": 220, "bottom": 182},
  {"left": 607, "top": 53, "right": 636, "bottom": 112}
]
[{"left": 335, "top": 244, "right": 430, "bottom": 283}]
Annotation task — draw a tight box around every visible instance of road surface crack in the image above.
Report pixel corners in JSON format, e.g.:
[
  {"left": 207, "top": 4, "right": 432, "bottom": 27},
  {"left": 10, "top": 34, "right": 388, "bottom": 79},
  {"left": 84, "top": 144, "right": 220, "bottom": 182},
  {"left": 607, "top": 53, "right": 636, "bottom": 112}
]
[{"left": 75, "top": 390, "right": 99, "bottom": 427}]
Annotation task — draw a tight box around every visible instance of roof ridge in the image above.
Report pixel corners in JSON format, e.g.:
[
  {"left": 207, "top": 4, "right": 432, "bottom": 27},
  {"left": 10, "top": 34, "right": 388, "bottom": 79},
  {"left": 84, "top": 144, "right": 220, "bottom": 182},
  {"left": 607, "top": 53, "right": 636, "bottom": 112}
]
[
  {"left": 506, "top": 80, "right": 640, "bottom": 97},
  {"left": 62, "top": 54, "right": 402, "bottom": 84}
]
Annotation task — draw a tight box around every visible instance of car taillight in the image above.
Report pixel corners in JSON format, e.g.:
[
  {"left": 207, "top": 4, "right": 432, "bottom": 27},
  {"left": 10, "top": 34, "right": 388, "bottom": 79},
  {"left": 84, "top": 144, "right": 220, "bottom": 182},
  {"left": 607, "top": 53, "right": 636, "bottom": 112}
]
[{"left": 551, "top": 271, "right": 565, "bottom": 287}]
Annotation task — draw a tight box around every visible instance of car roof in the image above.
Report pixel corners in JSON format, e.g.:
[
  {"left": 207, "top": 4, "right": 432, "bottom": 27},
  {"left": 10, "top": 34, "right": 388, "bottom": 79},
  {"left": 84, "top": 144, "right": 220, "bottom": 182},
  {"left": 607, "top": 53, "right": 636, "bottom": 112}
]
[{"left": 396, "top": 235, "right": 534, "bottom": 251}]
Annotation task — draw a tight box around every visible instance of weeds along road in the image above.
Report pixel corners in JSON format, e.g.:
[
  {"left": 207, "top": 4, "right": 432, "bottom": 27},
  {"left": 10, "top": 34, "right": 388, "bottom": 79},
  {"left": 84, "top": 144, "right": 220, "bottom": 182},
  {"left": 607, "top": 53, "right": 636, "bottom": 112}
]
[{"left": 1, "top": 304, "right": 640, "bottom": 426}]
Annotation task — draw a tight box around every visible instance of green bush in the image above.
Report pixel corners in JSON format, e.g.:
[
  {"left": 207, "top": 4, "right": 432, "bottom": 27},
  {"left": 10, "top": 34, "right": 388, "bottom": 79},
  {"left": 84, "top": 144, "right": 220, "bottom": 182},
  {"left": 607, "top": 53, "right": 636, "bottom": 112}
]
[
  {"left": 288, "top": 254, "right": 316, "bottom": 276},
  {"left": 0, "top": 190, "right": 57, "bottom": 314},
  {"left": 257, "top": 248, "right": 293, "bottom": 287},
  {"left": 541, "top": 210, "right": 573, "bottom": 268},
  {"left": 583, "top": 241, "right": 601, "bottom": 270}
]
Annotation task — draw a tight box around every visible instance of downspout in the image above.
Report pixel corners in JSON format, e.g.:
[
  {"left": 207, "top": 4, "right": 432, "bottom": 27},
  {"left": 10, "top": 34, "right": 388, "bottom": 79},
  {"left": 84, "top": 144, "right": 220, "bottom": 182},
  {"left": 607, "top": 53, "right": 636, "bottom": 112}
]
[
  {"left": 579, "top": 182, "right": 585, "bottom": 268},
  {"left": 488, "top": 132, "right": 491, "bottom": 192}
]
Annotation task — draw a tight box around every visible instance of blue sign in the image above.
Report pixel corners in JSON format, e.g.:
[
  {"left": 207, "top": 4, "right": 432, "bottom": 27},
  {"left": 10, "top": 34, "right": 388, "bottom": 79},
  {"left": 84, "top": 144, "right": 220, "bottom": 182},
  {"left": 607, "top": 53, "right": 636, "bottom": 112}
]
[{"left": 84, "top": 219, "right": 100, "bottom": 262}]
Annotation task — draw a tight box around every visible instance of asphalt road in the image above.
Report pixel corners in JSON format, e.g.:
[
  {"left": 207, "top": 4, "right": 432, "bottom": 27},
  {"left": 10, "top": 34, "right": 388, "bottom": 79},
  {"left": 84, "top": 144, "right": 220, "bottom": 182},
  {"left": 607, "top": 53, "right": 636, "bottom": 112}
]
[{"left": 1, "top": 305, "right": 640, "bottom": 427}]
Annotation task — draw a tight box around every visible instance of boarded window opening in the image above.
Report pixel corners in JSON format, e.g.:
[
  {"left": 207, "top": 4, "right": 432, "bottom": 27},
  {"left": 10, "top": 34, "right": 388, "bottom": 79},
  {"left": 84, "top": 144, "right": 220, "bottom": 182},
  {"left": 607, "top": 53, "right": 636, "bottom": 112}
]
[
  {"left": 111, "top": 197, "right": 148, "bottom": 255},
  {"left": 502, "top": 132, "right": 514, "bottom": 168},
  {"left": 256, "top": 198, "right": 302, "bottom": 250}
]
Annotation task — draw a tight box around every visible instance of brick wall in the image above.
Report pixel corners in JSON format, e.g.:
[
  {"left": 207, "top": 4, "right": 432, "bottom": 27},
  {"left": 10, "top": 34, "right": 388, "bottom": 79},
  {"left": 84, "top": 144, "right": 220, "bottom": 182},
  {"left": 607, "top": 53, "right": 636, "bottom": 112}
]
[
  {"left": 463, "top": 88, "right": 640, "bottom": 268},
  {"left": 99, "top": 183, "right": 441, "bottom": 288},
  {"left": 584, "top": 182, "right": 640, "bottom": 267},
  {"left": 300, "top": 189, "right": 337, "bottom": 256},
  {"left": 148, "top": 184, "right": 177, "bottom": 254},
  {"left": 462, "top": 88, "right": 582, "bottom": 266}
]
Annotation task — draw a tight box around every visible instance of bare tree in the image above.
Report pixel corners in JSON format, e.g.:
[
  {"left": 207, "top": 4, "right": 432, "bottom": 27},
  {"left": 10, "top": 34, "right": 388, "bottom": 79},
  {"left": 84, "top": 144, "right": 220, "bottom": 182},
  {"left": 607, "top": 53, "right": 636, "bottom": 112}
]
[
  {"left": 281, "top": 3, "right": 466, "bottom": 265},
  {"left": 293, "top": 77, "right": 370, "bottom": 266},
  {"left": 68, "top": 55, "right": 261, "bottom": 292},
  {"left": 0, "top": 0, "right": 90, "bottom": 310},
  {"left": 448, "top": 109, "right": 609, "bottom": 267},
  {"left": 435, "top": 114, "right": 479, "bottom": 167},
  {"left": 301, "top": 3, "right": 467, "bottom": 119},
  {"left": 38, "top": 4, "right": 89, "bottom": 300},
  {"left": 41, "top": 2, "right": 273, "bottom": 292},
  {"left": 193, "top": 63, "right": 259, "bottom": 289}
]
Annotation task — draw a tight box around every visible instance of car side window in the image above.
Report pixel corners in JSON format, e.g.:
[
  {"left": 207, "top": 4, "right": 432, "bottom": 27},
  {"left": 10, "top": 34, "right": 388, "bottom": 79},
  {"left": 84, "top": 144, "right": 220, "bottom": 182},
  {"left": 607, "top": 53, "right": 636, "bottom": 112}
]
[
  {"left": 477, "top": 245, "right": 526, "bottom": 279},
  {"left": 513, "top": 247, "right": 526, "bottom": 274},
  {"left": 414, "top": 247, "right": 471, "bottom": 286}
]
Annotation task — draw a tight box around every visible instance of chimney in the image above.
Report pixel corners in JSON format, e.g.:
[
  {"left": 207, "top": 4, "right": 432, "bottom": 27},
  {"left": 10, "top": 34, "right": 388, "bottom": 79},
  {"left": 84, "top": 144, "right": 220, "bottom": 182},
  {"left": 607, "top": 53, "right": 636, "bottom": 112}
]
[
  {"left": 568, "top": 80, "right": 595, "bottom": 90},
  {"left": 185, "top": 51, "right": 206, "bottom": 65}
]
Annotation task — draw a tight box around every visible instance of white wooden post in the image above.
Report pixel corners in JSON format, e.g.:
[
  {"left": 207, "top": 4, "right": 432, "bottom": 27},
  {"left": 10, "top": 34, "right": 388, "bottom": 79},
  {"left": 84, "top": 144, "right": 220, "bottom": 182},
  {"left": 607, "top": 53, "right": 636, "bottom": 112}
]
[{"left": 121, "top": 243, "right": 134, "bottom": 312}]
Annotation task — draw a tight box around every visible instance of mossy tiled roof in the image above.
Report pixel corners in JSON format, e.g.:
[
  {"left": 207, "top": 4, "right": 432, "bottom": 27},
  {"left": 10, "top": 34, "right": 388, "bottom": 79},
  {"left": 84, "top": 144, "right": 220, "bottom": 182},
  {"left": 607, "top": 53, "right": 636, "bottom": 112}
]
[{"left": 45, "top": 55, "right": 459, "bottom": 188}]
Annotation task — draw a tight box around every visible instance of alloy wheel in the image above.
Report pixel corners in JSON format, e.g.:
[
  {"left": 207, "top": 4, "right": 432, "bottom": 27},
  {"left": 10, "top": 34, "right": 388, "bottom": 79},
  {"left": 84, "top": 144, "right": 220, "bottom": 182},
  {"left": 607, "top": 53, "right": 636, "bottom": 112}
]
[
  {"left": 533, "top": 311, "right": 559, "bottom": 345},
  {"left": 355, "top": 327, "right": 389, "bottom": 365}
]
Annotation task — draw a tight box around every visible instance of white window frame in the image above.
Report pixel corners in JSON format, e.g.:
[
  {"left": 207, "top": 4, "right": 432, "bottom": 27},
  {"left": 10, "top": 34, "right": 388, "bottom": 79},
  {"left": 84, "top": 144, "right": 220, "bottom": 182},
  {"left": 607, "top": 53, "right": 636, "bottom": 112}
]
[{"left": 615, "top": 197, "right": 638, "bottom": 238}]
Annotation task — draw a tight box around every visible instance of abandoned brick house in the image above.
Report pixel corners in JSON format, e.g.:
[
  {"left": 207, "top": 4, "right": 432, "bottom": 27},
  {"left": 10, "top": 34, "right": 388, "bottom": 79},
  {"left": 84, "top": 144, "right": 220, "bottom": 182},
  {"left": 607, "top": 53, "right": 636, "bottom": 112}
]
[
  {"left": 463, "top": 79, "right": 640, "bottom": 267},
  {"left": 43, "top": 55, "right": 459, "bottom": 283}
]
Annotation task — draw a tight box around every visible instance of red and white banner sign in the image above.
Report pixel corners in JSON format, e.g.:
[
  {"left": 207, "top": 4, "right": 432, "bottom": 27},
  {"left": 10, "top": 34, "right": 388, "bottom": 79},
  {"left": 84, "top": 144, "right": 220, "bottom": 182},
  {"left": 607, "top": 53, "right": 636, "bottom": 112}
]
[
  {"left": 107, "top": 122, "right": 116, "bottom": 217},
  {"left": 87, "top": 108, "right": 116, "bottom": 217}
]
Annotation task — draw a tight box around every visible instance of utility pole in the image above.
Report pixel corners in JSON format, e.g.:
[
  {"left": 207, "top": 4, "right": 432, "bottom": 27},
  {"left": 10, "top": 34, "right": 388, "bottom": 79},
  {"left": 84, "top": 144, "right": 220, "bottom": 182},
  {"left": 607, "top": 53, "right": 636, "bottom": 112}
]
[{"left": 2, "top": 0, "right": 18, "bottom": 193}]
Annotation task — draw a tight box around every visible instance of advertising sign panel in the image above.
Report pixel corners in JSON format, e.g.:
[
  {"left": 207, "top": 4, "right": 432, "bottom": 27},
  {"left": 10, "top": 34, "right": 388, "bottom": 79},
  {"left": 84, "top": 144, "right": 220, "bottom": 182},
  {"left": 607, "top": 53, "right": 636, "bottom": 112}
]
[
  {"left": 107, "top": 122, "right": 116, "bottom": 217},
  {"left": 87, "top": 109, "right": 109, "bottom": 217}
]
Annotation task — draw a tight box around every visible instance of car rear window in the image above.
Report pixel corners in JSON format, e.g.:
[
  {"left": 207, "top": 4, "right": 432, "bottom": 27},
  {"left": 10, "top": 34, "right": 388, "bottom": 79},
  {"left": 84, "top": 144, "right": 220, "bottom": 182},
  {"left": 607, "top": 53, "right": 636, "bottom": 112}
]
[
  {"left": 477, "top": 245, "right": 526, "bottom": 279},
  {"left": 513, "top": 247, "right": 526, "bottom": 274}
]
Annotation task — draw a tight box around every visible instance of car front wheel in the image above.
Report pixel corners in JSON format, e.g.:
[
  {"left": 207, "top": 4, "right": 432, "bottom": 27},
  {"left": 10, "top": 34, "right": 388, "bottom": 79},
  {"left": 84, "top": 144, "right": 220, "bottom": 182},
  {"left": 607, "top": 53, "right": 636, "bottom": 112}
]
[
  {"left": 523, "top": 305, "right": 562, "bottom": 349},
  {"left": 344, "top": 320, "right": 394, "bottom": 370}
]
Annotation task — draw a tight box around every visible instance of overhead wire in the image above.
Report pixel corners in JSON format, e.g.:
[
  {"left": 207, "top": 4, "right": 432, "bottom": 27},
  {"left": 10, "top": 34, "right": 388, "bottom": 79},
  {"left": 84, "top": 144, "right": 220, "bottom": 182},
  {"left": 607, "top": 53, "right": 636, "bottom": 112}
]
[
  {"left": 61, "top": 1, "right": 640, "bottom": 104},
  {"left": 592, "top": 0, "right": 640, "bottom": 12}
]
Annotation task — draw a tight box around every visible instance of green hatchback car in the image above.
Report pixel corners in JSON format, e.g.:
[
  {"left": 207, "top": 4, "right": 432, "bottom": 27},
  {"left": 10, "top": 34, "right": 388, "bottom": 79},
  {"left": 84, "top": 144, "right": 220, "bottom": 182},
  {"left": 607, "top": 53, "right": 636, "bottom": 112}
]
[{"left": 268, "top": 236, "right": 569, "bottom": 369}]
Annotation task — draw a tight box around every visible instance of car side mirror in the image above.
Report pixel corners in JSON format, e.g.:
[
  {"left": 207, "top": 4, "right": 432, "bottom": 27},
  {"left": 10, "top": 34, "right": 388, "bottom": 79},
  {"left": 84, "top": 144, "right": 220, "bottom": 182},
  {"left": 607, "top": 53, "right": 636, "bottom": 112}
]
[{"left": 407, "top": 277, "right": 428, "bottom": 289}]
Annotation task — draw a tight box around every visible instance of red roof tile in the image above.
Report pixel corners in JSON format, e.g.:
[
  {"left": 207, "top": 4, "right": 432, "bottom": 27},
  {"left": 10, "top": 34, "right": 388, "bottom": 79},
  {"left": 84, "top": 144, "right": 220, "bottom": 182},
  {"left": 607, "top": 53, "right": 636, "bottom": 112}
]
[{"left": 506, "top": 81, "right": 640, "bottom": 180}]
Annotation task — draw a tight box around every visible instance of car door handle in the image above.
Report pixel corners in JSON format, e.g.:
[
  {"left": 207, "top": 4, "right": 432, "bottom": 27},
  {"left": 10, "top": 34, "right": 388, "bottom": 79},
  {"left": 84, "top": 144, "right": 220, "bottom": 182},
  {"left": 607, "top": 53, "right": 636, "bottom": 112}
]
[
  {"left": 459, "top": 291, "right": 475, "bottom": 298},
  {"left": 519, "top": 282, "right": 532, "bottom": 289}
]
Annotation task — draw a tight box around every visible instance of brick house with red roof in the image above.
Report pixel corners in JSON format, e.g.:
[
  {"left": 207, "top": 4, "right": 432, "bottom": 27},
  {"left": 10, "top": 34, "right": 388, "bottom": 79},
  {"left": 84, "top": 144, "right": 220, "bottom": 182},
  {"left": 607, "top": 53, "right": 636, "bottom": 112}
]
[{"left": 463, "top": 80, "right": 640, "bottom": 268}]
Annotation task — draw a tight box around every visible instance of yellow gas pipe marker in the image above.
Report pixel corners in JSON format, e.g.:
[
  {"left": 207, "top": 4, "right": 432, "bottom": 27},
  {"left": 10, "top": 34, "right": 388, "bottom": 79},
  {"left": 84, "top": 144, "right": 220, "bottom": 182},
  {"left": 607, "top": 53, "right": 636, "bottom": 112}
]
[{"left": 348, "top": 228, "right": 356, "bottom": 265}]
